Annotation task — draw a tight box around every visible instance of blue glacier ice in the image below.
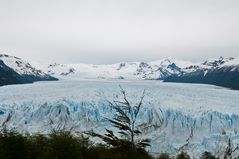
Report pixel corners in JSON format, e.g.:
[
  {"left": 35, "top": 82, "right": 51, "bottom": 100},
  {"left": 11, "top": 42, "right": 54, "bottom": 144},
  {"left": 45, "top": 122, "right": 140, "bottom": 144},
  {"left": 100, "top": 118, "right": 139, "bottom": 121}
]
[{"left": 0, "top": 79, "right": 239, "bottom": 158}]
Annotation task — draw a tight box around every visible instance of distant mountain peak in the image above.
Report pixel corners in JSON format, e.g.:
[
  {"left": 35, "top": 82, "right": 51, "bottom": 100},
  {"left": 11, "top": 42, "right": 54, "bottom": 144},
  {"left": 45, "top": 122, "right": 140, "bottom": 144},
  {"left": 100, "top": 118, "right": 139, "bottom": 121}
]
[{"left": 201, "top": 56, "right": 234, "bottom": 68}]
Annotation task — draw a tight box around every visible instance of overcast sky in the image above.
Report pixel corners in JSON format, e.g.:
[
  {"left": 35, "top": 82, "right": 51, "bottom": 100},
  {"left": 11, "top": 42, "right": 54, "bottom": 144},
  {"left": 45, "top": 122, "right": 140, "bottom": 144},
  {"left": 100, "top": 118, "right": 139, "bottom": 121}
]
[{"left": 0, "top": 0, "right": 239, "bottom": 64}]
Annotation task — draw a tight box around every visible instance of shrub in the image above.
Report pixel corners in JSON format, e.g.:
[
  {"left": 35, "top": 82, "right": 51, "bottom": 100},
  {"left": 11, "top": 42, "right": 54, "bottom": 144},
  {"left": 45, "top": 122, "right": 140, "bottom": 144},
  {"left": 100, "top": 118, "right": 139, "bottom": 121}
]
[
  {"left": 28, "top": 134, "right": 49, "bottom": 159},
  {"left": 200, "top": 151, "right": 217, "bottom": 159},
  {"left": 46, "top": 131, "right": 90, "bottom": 159},
  {"left": 0, "top": 130, "right": 152, "bottom": 159},
  {"left": 176, "top": 152, "right": 191, "bottom": 159},
  {"left": 0, "top": 131, "right": 31, "bottom": 159},
  {"left": 157, "top": 153, "right": 171, "bottom": 159}
]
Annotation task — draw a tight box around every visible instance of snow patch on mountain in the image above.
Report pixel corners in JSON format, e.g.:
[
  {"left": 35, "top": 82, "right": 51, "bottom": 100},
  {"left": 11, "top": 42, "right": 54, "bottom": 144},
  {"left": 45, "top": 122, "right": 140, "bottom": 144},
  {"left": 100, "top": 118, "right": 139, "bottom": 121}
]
[
  {"left": 222, "top": 57, "right": 239, "bottom": 67},
  {"left": 45, "top": 58, "right": 188, "bottom": 80},
  {"left": 182, "top": 57, "right": 236, "bottom": 74},
  {"left": 149, "top": 58, "right": 193, "bottom": 68}
]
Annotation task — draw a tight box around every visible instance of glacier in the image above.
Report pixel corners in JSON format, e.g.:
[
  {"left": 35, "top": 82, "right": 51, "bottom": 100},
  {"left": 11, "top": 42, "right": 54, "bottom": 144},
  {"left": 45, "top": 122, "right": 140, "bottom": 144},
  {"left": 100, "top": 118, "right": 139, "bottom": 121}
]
[{"left": 0, "top": 79, "right": 239, "bottom": 158}]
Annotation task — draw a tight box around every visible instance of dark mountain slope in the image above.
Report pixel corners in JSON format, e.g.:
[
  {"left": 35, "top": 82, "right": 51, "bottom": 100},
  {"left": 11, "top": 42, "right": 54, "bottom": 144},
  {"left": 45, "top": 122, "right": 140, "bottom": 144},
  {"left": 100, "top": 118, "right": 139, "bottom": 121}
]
[
  {"left": 0, "top": 60, "right": 22, "bottom": 86},
  {"left": 164, "top": 65, "right": 239, "bottom": 90}
]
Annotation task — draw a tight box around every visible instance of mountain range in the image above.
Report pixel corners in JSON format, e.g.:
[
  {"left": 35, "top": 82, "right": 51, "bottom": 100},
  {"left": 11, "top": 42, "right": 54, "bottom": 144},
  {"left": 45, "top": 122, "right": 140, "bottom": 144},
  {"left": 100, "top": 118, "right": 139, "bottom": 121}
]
[
  {"left": 0, "top": 54, "right": 239, "bottom": 89},
  {"left": 43, "top": 58, "right": 191, "bottom": 80}
]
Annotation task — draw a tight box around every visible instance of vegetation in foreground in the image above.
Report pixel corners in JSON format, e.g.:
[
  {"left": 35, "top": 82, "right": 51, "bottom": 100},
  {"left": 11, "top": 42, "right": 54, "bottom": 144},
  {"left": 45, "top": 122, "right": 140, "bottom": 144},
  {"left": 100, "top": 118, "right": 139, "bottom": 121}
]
[
  {"left": 0, "top": 130, "right": 154, "bottom": 159},
  {"left": 0, "top": 130, "right": 221, "bottom": 159}
]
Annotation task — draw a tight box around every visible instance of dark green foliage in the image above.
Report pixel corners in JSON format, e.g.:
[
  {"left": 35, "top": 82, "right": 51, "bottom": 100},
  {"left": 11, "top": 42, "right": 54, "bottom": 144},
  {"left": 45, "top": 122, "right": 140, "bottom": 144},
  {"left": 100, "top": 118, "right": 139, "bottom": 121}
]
[
  {"left": 28, "top": 134, "right": 50, "bottom": 159},
  {"left": 0, "top": 130, "right": 91, "bottom": 159},
  {"left": 0, "top": 130, "right": 153, "bottom": 159},
  {"left": 176, "top": 152, "right": 191, "bottom": 159},
  {"left": 157, "top": 153, "right": 171, "bottom": 159},
  {"left": 0, "top": 130, "right": 231, "bottom": 159},
  {"left": 109, "top": 139, "right": 152, "bottom": 159},
  {"left": 200, "top": 151, "right": 217, "bottom": 159},
  {"left": 0, "top": 131, "right": 31, "bottom": 159},
  {"left": 87, "top": 142, "right": 153, "bottom": 159},
  {"left": 46, "top": 132, "right": 90, "bottom": 159}
]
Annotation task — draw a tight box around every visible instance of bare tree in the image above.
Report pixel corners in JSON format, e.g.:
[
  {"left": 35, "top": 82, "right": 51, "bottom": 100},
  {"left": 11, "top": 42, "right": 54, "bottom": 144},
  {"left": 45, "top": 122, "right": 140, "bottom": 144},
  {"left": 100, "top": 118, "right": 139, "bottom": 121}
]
[
  {"left": 224, "top": 138, "right": 239, "bottom": 159},
  {"left": 87, "top": 85, "right": 152, "bottom": 149}
]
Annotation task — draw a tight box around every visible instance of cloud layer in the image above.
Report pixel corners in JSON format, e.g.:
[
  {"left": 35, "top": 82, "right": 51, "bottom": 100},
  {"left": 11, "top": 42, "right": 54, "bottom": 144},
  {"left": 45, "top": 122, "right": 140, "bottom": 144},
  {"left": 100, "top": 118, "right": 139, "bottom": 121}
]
[{"left": 0, "top": 0, "right": 239, "bottom": 64}]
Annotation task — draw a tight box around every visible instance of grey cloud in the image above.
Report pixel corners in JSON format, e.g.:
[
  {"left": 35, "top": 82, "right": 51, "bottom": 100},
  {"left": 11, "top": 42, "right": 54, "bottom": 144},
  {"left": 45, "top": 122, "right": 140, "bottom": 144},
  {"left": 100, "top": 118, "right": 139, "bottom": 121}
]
[{"left": 0, "top": 0, "right": 239, "bottom": 64}]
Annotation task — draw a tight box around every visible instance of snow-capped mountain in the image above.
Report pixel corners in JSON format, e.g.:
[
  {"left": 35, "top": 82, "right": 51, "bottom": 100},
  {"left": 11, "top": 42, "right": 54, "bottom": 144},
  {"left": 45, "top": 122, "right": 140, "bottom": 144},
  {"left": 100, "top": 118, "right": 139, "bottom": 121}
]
[
  {"left": 45, "top": 58, "right": 190, "bottom": 80},
  {"left": 164, "top": 57, "right": 239, "bottom": 90},
  {"left": 0, "top": 54, "right": 57, "bottom": 86},
  {"left": 0, "top": 54, "right": 53, "bottom": 78},
  {"left": 182, "top": 56, "right": 235, "bottom": 73}
]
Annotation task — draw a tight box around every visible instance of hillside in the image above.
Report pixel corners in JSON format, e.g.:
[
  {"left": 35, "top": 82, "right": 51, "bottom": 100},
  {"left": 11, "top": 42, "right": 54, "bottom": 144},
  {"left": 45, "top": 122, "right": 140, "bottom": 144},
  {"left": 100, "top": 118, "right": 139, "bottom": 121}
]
[{"left": 0, "top": 54, "right": 58, "bottom": 86}]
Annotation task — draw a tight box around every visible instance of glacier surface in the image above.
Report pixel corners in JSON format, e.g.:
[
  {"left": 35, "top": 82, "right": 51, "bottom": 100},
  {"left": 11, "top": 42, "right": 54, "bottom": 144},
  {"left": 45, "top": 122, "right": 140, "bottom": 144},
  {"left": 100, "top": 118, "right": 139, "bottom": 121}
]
[{"left": 0, "top": 79, "right": 239, "bottom": 158}]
